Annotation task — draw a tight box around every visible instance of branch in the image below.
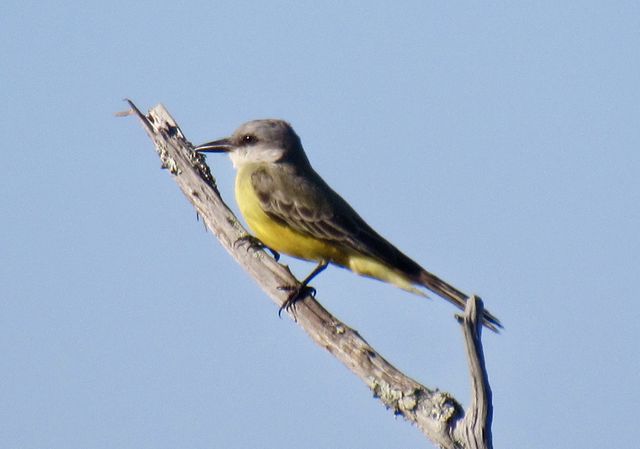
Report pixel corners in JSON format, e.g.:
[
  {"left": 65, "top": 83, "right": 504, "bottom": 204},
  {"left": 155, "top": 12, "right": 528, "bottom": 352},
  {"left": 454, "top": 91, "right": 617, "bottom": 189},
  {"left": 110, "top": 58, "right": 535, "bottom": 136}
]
[
  {"left": 454, "top": 296, "right": 494, "bottom": 449},
  {"left": 122, "top": 101, "right": 494, "bottom": 449}
]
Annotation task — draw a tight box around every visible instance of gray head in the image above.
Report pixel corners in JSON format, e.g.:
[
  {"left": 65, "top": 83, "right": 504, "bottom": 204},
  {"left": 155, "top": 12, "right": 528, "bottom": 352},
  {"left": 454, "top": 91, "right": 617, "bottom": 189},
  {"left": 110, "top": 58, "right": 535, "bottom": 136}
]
[{"left": 195, "top": 119, "right": 310, "bottom": 169}]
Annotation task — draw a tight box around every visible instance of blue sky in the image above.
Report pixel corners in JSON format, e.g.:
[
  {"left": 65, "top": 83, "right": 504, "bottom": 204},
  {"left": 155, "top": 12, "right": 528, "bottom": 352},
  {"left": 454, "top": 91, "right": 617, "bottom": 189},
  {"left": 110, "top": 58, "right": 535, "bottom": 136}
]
[{"left": 2, "top": 1, "right": 639, "bottom": 448}]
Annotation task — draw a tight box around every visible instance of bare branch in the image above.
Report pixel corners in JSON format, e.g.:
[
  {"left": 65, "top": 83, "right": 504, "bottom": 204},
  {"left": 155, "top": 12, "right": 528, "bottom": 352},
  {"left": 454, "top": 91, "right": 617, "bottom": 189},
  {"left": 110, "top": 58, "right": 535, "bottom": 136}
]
[
  {"left": 123, "top": 101, "right": 495, "bottom": 449},
  {"left": 454, "top": 296, "right": 494, "bottom": 449}
]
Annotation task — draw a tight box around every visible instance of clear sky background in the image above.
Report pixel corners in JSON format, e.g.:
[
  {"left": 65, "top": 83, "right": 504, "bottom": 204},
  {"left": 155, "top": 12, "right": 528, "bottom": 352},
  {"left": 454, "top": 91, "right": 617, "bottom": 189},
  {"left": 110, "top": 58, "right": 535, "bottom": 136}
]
[{"left": 2, "top": 2, "right": 639, "bottom": 448}]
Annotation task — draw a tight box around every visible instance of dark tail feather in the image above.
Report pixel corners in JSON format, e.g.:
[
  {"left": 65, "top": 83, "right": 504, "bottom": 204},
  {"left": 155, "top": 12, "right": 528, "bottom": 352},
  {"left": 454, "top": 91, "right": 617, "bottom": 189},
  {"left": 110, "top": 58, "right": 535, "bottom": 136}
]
[{"left": 418, "top": 270, "right": 503, "bottom": 332}]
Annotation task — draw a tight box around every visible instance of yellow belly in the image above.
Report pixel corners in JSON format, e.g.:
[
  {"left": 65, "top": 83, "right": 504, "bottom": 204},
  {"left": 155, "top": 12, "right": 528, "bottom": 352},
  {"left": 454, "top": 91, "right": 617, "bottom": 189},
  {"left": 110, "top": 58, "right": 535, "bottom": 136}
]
[
  {"left": 234, "top": 165, "right": 424, "bottom": 296},
  {"left": 235, "top": 166, "right": 346, "bottom": 263}
]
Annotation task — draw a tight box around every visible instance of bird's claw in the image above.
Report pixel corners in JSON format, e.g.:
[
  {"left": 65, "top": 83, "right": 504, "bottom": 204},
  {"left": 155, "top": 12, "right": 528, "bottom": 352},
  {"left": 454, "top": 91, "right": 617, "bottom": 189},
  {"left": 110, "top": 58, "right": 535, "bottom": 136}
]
[
  {"left": 233, "top": 235, "right": 280, "bottom": 261},
  {"left": 277, "top": 285, "right": 316, "bottom": 317}
]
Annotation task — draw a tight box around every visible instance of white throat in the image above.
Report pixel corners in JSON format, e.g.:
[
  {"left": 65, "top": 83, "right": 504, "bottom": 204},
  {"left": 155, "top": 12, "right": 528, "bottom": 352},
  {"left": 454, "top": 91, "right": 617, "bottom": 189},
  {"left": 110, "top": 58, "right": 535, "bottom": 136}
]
[{"left": 229, "top": 145, "right": 285, "bottom": 169}]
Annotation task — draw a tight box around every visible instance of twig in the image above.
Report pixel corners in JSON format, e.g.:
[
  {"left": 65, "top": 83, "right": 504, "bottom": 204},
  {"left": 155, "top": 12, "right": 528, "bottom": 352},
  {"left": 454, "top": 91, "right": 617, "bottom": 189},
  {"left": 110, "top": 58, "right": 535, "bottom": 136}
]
[
  {"left": 122, "top": 100, "right": 495, "bottom": 448},
  {"left": 454, "top": 296, "right": 494, "bottom": 449}
]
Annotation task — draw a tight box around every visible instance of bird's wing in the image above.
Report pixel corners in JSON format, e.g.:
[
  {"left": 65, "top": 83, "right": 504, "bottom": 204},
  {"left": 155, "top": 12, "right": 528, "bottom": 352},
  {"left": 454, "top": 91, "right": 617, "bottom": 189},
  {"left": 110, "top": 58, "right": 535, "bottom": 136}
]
[{"left": 251, "top": 166, "right": 423, "bottom": 276}]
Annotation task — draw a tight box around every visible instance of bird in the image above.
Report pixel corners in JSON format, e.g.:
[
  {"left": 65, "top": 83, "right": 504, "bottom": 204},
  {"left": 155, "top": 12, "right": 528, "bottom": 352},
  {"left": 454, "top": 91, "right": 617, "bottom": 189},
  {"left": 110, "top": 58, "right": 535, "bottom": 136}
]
[{"left": 195, "top": 119, "right": 501, "bottom": 331}]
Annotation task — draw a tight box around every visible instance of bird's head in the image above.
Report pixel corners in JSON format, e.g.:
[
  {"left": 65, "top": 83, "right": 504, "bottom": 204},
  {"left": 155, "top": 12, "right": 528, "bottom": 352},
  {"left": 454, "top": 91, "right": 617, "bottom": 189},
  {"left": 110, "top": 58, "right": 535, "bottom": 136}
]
[{"left": 195, "top": 119, "right": 309, "bottom": 169}]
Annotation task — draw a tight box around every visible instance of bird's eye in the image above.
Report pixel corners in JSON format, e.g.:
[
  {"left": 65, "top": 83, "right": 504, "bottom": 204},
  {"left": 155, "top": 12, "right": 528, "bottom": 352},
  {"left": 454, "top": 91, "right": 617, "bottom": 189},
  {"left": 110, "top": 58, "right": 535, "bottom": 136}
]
[{"left": 242, "top": 134, "right": 257, "bottom": 144}]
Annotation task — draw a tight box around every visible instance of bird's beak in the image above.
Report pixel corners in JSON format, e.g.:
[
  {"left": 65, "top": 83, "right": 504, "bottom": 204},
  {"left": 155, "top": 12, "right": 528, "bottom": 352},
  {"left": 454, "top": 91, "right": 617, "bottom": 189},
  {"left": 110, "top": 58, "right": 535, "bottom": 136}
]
[{"left": 194, "top": 137, "right": 234, "bottom": 153}]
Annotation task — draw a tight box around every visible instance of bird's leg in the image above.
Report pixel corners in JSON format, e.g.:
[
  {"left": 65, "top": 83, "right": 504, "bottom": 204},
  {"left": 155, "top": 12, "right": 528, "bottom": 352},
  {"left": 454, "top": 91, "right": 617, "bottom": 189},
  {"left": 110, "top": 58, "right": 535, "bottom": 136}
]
[
  {"left": 278, "top": 261, "right": 329, "bottom": 316},
  {"left": 233, "top": 234, "right": 280, "bottom": 261}
]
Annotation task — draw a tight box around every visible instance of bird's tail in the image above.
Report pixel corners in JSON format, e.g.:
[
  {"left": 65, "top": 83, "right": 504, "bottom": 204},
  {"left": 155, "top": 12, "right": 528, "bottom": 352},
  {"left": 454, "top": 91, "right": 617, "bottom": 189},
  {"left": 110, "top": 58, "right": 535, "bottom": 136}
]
[{"left": 418, "top": 270, "right": 502, "bottom": 332}]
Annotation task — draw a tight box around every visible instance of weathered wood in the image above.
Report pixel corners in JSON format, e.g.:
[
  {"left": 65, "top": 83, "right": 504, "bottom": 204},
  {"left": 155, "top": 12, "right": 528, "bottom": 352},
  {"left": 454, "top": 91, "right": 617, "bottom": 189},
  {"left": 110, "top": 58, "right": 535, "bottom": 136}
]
[
  {"left": 454, "top": 297, "right": 494, "bottom": 449},
  {"left": 123, "top": 100, "right": 495, "bottom": 448}
]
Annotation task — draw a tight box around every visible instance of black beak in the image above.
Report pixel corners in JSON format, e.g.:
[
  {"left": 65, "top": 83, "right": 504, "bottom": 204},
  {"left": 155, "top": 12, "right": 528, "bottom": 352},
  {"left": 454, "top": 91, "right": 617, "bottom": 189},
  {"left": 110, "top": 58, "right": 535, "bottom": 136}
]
[{"left": 194, "top": 137, "right": 234, "bottom": 153}]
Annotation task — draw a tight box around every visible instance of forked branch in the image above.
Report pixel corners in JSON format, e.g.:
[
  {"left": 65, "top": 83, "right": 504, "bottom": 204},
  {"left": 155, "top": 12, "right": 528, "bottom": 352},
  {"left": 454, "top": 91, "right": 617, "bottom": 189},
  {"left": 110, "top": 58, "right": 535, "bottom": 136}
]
[{"left": 122, "top": 100, "right": 495, "bottom": 449}]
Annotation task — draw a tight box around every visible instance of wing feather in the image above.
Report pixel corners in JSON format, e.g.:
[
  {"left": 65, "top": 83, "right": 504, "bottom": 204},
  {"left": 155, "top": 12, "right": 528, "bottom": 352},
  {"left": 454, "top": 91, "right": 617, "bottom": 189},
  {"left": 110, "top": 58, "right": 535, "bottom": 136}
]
[{"left": 251, "top": 166, "right": 424, "bottom": 278}]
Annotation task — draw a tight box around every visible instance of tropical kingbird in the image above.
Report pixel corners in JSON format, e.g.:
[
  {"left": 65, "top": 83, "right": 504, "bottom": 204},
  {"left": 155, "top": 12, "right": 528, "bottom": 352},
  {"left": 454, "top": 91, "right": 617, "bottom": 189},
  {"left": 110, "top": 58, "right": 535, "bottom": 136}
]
[{"left": 195, "top": 119, "right": 501, "bottom": 331}]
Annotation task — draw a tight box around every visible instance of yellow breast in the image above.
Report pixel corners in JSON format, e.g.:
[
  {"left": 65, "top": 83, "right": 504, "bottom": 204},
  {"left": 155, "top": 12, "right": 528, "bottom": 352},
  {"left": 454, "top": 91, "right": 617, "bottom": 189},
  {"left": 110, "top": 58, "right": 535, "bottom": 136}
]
[{"left": 234, "top": 165, "right": 345, "bottom": 263}]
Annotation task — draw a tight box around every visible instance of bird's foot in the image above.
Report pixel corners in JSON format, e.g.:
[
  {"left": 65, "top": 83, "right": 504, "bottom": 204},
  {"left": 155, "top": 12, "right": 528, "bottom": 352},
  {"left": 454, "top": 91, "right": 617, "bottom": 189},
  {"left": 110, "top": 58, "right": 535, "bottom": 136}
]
[
  {"left": 277, "top": 284, "right": 317, "bottom": 317},
  {"left": 233, "top": 235, "right": 280, "bottom": 261}
]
